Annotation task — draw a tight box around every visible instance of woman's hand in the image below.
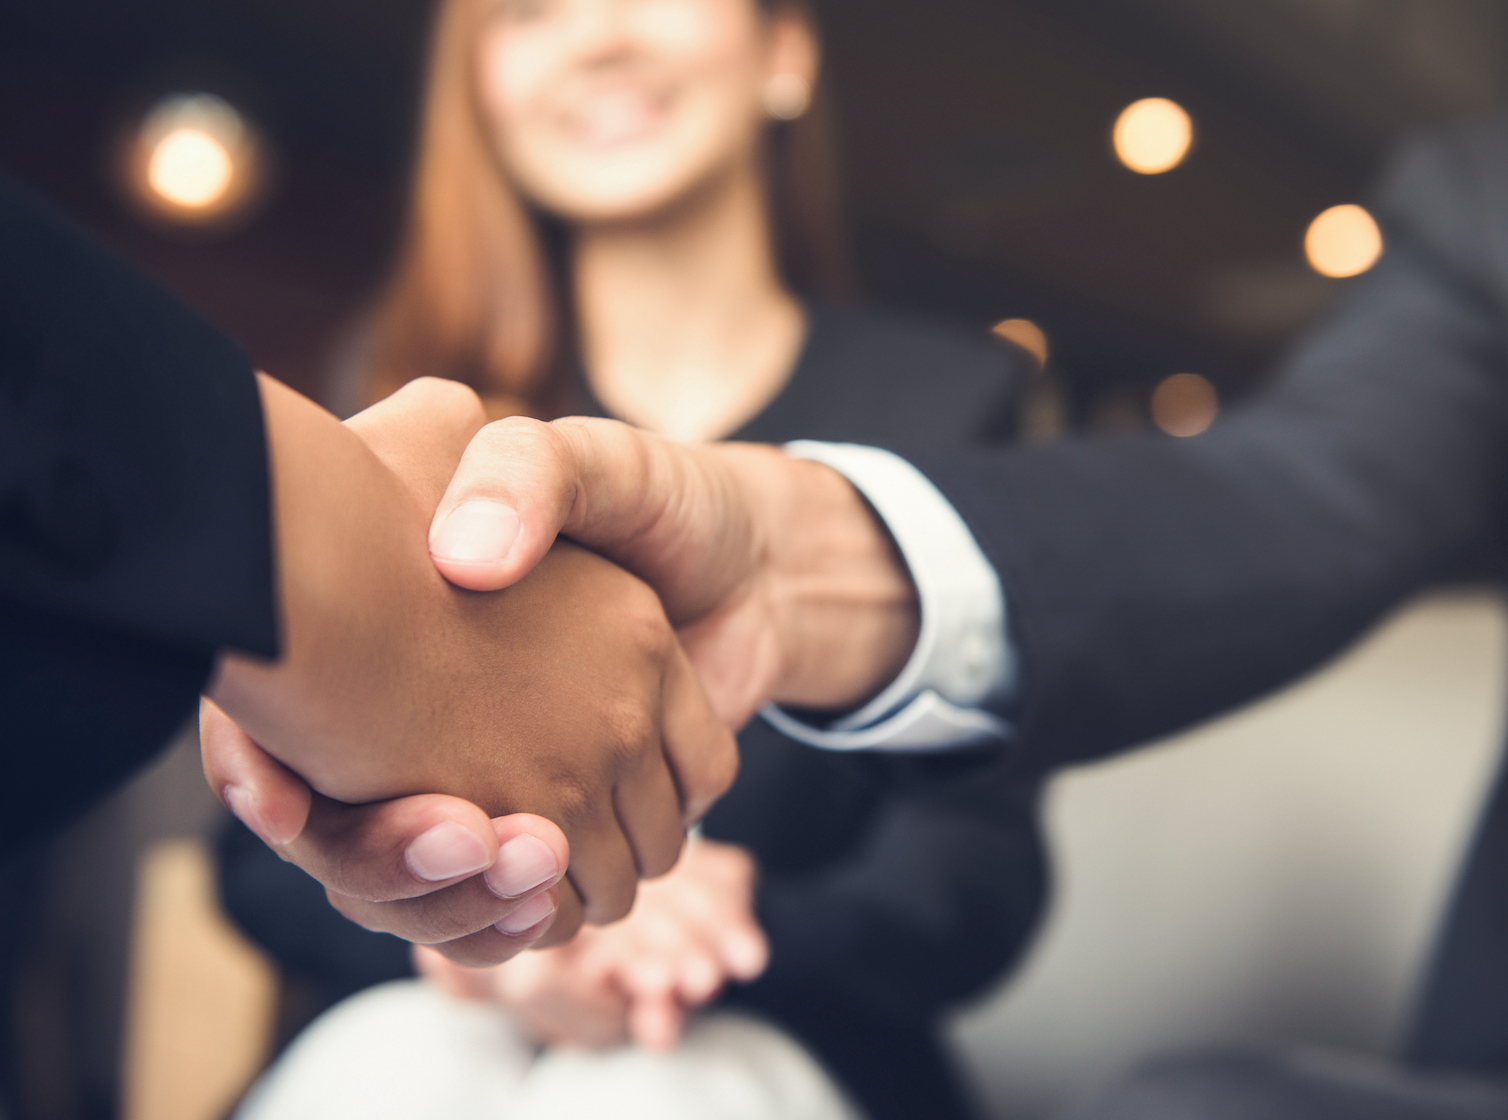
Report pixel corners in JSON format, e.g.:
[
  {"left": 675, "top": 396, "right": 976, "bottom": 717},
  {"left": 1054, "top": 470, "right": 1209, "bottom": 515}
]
[{"left": 416, "top": 839, "right": 769, "bottom": 1051}]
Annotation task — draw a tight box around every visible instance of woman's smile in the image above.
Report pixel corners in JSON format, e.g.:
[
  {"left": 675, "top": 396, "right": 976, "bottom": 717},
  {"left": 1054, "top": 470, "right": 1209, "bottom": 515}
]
[{"left": 563, "top": 82, "right": 673, "bottom": 147}]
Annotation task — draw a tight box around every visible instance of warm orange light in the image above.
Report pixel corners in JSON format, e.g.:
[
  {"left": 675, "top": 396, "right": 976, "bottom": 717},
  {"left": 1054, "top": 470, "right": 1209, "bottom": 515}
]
[
  {"left": 1151, "top": 373, "right": 1218, "bottom": 437},
  {"left": 127, "top": 94, "right": 262, "bottom": 226},
  {"left": 992, "top": 319, "right": 1049, "bottom": 367},
  {"left": 1305, "top": 204, "right": 1383, "bottom": 278},
  {"left": 1113, "top": 98, "right": 1193, "bottom": 174}
]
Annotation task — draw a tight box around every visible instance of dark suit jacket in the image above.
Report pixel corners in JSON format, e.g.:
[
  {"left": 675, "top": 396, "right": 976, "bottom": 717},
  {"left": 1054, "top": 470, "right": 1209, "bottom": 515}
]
[
  {"left": 220, "top": 305, "right": 1046, "bottom": 1120},
  {"left": 0, "top": 177, "right": 275, "bottom": 857},
  {"left": 912, "top": 116, "right": 1508, "bottom": 1075}
]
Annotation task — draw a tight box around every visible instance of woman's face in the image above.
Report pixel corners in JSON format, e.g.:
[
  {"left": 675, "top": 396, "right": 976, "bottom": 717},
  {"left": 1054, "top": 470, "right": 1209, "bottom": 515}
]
[{"left": 477, "top": 0, "right": 808, "bottom": 223}]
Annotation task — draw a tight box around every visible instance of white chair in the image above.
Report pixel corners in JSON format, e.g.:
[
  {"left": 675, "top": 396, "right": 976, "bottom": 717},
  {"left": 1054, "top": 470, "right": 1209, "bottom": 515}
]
[{"left": 951, "top": 590, "right": 1508, "bottom": 1120}]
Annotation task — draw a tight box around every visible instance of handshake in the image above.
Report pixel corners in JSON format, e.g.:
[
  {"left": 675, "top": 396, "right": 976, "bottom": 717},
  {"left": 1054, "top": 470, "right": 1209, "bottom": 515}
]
[{"left": 202, "top": 375, "right": 920, "bottom": 967}]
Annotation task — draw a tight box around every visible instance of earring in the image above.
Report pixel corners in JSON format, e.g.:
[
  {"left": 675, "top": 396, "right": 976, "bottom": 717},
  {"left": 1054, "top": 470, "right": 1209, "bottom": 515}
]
[{"left": 763, "top": 73, "right": 811, "bottom": 121}]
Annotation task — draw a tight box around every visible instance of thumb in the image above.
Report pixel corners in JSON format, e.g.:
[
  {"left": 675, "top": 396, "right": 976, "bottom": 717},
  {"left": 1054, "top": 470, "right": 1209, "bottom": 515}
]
[
  {"left": 428, "top": 416, "right": 728, "bottom": 604},
  {"left": 427, "top": 416, "right": 583, "bottom": 592}
]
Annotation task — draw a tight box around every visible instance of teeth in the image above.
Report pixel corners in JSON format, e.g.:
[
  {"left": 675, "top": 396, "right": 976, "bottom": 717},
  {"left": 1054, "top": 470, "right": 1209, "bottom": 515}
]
[{"left": 574, "top": 90, "right": 661, "bottom": 143}]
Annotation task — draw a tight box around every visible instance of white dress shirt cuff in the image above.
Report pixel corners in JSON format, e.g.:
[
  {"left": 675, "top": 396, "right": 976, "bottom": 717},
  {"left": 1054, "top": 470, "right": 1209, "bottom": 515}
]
[{"left": 760, "top": 442, "right": 1017, "bottom": 752}]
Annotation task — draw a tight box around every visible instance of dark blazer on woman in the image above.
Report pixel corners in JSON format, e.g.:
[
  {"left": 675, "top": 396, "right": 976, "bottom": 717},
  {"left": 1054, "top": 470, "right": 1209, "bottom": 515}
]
[
  {"left": 707, "top": 306, "right": 1044, "bottom": 1120},
  {"left": 221, "top": 304, "right": 1046, "bottom": 1120}
]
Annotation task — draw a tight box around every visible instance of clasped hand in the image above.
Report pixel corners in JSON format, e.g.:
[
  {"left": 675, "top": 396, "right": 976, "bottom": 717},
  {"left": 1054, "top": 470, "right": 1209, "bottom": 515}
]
[
  {"left": 205, "top": 377, "right": 913, "bottom": 967},
  {"left": 202, "top": 378, "right": 739, "bottom": 964}
]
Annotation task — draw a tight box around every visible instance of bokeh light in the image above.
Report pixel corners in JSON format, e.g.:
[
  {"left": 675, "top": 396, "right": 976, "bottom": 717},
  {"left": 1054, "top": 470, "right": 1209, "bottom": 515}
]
[
  {"left": 1305, "top": 204, "right": 1383, "bottom": 278},
  {"left": 148, "top": 128, "right": 234, "bottom": 208},
  {"left": 992, "top": 318, "right": 1049, "bottom": 367},
  {"left": 1113, "top": 98, "right": 1194, "bottom": 174},
  {"left": 127, "top": 94, "right": 262, "bottom": 225},
  {"left": 1151, "top": 373, "right": 1218, "bottom": 437}
]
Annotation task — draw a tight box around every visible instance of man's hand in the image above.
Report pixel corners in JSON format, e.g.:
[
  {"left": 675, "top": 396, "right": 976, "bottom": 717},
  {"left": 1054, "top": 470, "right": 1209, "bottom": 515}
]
[
  {"left": 202, "top": 699, "right": 573, "bottom": 955},
  {"left": 424, "top": 417, "right": 920, "bottom": 728},
  {"left": 203, "top": 379, "right": 738, "bottom": 965},
  {"left": 415, "top": 838, "right": 768, "bottom": 1051}
]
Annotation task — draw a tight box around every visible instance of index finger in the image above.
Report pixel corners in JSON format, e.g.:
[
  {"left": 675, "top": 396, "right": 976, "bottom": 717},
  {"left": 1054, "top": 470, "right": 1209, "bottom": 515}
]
[{"left": 661, "top": 642, "right": 740, "bottom": 825}]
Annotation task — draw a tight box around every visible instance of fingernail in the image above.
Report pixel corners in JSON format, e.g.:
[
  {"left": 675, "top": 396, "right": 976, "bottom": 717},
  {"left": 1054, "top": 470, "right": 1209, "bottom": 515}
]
[
  {"left": 484, "top": 834, "right": 561, "bottom": 899},
  {"left": 223, "top": 785, "right": 273, "bottom": 845},
  {"left": 405, "top": 822, "right": 492, "bottom": 883},
  {"left": 495, "top": 892, "right": 556, "bottom": 936},
  {"left": 429, "top": 501, "right": 520, "bottom": 565}
]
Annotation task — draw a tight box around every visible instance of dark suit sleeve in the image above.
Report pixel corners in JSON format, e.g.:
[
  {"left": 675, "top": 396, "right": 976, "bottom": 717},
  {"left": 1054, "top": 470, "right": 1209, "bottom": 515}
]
[
  {"left": 911, "top": 122, "right": 1508, "bottom": 775},
  {"left": 0, "top": 177, "right": 276, "bottom": 854}
]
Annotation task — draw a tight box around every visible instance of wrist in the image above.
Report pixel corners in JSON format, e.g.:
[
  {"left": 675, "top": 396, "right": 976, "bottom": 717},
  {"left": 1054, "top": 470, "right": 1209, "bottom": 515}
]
[{"left": 718, "top": 445, "right": 919, "bottom": 712}]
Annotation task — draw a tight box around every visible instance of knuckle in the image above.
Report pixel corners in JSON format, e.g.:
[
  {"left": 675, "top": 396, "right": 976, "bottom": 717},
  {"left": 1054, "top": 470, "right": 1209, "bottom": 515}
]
[
  {"left": 559, "top": 415, "right": 653, "bottom": 495},
  {"left": 448, "top": 384, "right": 488, "bottom": 429},
  {"left": 615, "top": 578, "right": 675, "bottom": 660},
  {"left": 602, "top": 696, "right": 658, "bottom": 770},
  {"left": 477, "top": 416, "right": 577, "bottom": 503},
  {"left": 411, "top": 375, "right": 483, "bottom": 414},
  {"left": 552, "top": 416, "right": 603, "bottom": 460},
  {"left": 548, "top": 776, "right": 598, "bottom": 830},
  {"left": 400, "top": 377, "right": 486, "bottom": 435}
]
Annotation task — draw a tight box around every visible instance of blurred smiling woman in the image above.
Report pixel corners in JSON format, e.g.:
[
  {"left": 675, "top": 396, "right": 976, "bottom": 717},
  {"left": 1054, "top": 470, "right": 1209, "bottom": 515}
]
[
  {"left": 226, "top": 2, "right": 1044, "bottom": 1119},
  {"left": 354, "top": 0, "right": 849, "bottom": 429}
]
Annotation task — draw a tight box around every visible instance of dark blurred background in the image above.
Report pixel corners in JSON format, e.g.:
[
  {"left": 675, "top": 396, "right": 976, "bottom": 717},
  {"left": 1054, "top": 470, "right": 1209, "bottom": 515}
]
[
  {"left": 5, "top": 0, "right": 1505, "bottom": 423},
  {"left": 3, "top": 3, "right": 1506, "bottom": 1119}
]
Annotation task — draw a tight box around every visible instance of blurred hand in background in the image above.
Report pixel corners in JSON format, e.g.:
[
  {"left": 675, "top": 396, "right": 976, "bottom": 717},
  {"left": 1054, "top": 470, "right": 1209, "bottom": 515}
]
[{"left": 415, "top": 838, "right": 768, "bottom": 1052}]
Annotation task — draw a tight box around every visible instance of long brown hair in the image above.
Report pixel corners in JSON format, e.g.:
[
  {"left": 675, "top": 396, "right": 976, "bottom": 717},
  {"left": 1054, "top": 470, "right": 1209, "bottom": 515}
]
[{"left": 361, "top": 0, "right": 853, "bottom": 416}]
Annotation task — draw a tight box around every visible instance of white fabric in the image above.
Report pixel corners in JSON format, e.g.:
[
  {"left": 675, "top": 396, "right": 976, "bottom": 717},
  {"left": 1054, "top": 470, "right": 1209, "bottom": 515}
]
[
  {"left": 236, "top": 980, "right": 863, "bottom": 1120},
  {"left": 762, "top": 442, "right": 1014, "bottom": 751},
  {"left": 760, "top": 688, "right": 1012, "bottom": 751}
]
